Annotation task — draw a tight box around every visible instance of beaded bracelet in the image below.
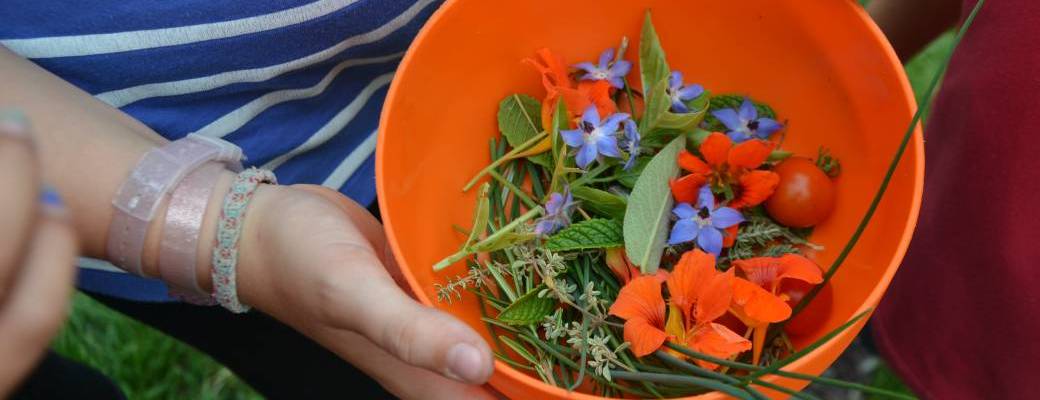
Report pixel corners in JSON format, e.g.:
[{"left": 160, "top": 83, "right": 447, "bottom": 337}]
[{"left": 212, "top": 168, "right": 277, "bottom": 313}]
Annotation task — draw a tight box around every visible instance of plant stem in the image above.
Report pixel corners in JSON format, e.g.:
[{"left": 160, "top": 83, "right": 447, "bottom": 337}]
[
  {"left": 654, "top": 352, "right": 769, "bottom": 400},
  {"left": 789, "top": 0, "right": 985, "bottom": 319},
  {"left": 464, "top": 131, "right": 549, "bottom": 191},
  {"left": 608, "top": 370, "right": 755, "bottom": 400}
]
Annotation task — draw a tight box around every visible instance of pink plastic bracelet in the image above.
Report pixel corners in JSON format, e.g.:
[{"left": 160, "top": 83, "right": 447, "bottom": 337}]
[
  {"left": 108, "top": 134, "right": 243, "bottom": 276},
  {"left": 158, "top": 162, "right": 223, "bottom": 302}
]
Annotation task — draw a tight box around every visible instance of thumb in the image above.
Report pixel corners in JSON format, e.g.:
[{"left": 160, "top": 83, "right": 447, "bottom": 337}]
[{"left": 323, "top": 246, "right": 494, "bottom": 385}]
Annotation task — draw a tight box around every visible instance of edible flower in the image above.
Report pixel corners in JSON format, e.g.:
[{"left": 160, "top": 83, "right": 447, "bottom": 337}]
[
  {"left": 608, "top": 274, "right": 669, "bottom": 357},
  {"left": 671, "top": 132, "right": 779, "bottom": 209},
  {"left": 560, "top": 106, "right": 628, "bottom": 169},
  {"left": 664, "top": 250, "right": 751, "bottom": 369},
  {"left": 711, "top": 98, "right": 782, "bottom": 142},
  {"left": 620, "top": 119, "right": 641, "bottom": 170},
  {"left": 605, "top": 248, "right": 667, "bottom": 285},
  {"left": 574, "top": 48, "right": 632, "bottom": 89},
  {"left": 730, "top": 254, "right": 823, "bottom": 364},
  {"left": 534, "top": 188, "right": 576, "bottom": 236},
  {"left": 666, "top": 71, "right": 705, "bottom": 113},
  {"left": 525, "top": 49, "right": 617, "bottom": 131},
  {"left": 667, "top": 185, "right": 744, "bottom": 256}
]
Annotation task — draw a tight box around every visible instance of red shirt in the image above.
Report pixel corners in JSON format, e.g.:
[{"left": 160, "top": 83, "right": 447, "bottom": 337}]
[{"left": 873, "top": 0, "right": 1040, "bottom": 398}]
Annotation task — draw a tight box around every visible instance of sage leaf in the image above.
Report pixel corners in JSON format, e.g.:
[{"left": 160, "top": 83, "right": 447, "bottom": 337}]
[
  {"left": 618, "top": 157, "right": 650, "bottom": 188},
  {"left": 498, "top": 94, "right": 551, "bottom": 167},
  {"left": 624, "top": 135, "right": 685, "bottom": 274},
  {"left": 640, "top": 78, "right": 671, "bottom": 133},
  {"left": 545, "top": 218, "right": 624, "bottom": 252},
  {"left": 571, "top": 186, "right": 627, "bottom": 220},
  {"left": 639, "top": 11, "right": 670, "bottom": 101},
  {"left": 496, "top": 286, "right": 556, "bottom": 326}
]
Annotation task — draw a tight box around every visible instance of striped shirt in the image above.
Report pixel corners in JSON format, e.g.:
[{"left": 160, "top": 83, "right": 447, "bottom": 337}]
[{"left": 1, "top": 0, "right": 442, "bottom": 301}]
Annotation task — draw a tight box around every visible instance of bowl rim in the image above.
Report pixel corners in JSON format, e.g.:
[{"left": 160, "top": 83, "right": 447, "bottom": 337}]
[{"left": 376, "top": 1, "right": 924, "bottom": 398}]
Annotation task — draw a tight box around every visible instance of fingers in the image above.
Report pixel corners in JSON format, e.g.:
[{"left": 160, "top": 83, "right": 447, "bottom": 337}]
[
  {"left": 320, "top": 247, "right": 494, "bottom": 385},
  {"left": 0, "top": 202, "right": 78, "bottom": 396},
  {"left": 0, "top": 112, "right": 40, "bottom": 299},
  {"left": 312, "top": 328, "right": 496, "bottom": 400}
]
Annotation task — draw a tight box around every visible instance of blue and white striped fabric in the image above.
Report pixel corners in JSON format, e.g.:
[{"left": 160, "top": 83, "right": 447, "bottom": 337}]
[{"left": 1, "top": 0, "right": 442, "bottom": 301}]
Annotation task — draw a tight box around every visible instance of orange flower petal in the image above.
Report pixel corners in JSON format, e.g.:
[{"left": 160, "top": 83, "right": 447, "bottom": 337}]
[
  {"left": 609, "top": 275, "right": 666, "bottom": 326},
  {"left": 699, "top": 133, "right": 732, "bottom": 168},
  {"left": 678, "top": 150, "right": 712, "bottom": 174},
  {"left": 731, "top": 170, "right": 779, "bottom": 209},
  {"left": 731, "top": 277, "right": 792, "bottom": 326},
  {"left": 666, "top": 250, "right": 715, "bottom": 322},
  {"left": 777, "top": 254, "right": 824, "bottom": 284},
  {"left": 624, "top": 318, "right": 670, "bottom": 357},
  {"left": 578, "top": 80, "right": 618, "bottom": 117},
  {"left": 733, "top": 257, "right": 782, "bottom": 288},
  {"left": 540, "top": 97, "right": 558, "bottom": 133},
  {"left": 688, "top": 322, "right": 751, "bottom": 370},
  {"left": 722, "top": 225, "right": 739, "bottom": 248},
  {"left": 670, "top": 174, "right": 706, "bottom": 204},
  {"left": 695, "top": 268, "right": 734, "bottom": 324},
  {"left": 524, "top": 48, "right": 571, "bottom": 92},
  {"left": 727, "top": 139, "right": 774, "bottom": 170}
]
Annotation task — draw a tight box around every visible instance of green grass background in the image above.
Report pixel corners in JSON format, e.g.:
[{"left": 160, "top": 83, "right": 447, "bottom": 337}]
[{"left": 48, "top": 30, "right": 953, "bottom": 400}]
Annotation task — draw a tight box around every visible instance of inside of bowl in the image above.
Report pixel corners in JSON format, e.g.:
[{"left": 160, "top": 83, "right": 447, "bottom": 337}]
[{"left": 379, "top": 0, "right": 920, "bottom": 395}]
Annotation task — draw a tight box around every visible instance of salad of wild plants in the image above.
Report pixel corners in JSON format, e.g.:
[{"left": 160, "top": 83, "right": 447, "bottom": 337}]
[{"left": 427, "top": 8, "right": 980, "bottom": 398}]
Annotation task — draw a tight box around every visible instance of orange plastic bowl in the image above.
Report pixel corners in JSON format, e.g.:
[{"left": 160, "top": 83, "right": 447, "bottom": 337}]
[{"left": 377, "top": 0, "right": 922, "bottom": 398}]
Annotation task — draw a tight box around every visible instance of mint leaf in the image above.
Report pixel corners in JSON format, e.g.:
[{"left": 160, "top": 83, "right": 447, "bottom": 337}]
[
  {"left": 545, "top": 218, "right": 624, "bottom": 252},
  {"left": 498, "top": 94, "right": 551, "bottom": 167},
  {"left": 496, "top": 286, "right": 556, "bottom": 326},
  {"left": 624, "top": 136, "right": 685, "bottom": 273},
  {"left": 571, "top": 186, "right": 627, "bottom": 220}
]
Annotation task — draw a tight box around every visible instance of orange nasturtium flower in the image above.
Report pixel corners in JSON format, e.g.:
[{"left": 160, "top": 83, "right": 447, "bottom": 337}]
[
  {"left": 524, "top": 48, "right": 618, "bottom": 131},
  {"left": 608, "top": 250, "right": 750, "bottom": 369},
  {"left": 730, "top": 254, "right": 824, "bottom": 364},
  {"left": 671, "top": 132, "right": 779, "bottom": 209}
]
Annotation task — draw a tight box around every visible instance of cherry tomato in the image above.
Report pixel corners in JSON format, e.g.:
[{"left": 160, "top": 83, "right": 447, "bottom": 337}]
[
  {"left": 765, "top": 157, "right": 835, "bottom": 228},
  {"left": 782, "top": 280, "right": 833, "bottom": 337}
]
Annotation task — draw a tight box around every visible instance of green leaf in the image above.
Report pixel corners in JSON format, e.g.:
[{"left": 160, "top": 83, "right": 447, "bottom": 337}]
[
  {"left": 640, "top": 78, "right": 671, "bottom": 133},
  {"left": 471, "top": 232, "right": 537, "bottom": 252},
  {"left": 545, "top": 218, "right": 624, "bottom": 252},
  {"left": 617, "top": 157, "right": 650, "bottom": 188},
  {"left": 496, "top": 286, "right": 556, "bottom": 326},
  {"left": 639, "top": 11, "right": 670, "bottom": 101},
  {"left": 703, "top": 94, "right": 777, "bottom": 132},
  {"left": 497, "top": 94, "right": 551, "bottom": 167},
  {"left": 467, "top": 183, "right": 491, "bottom": 246},
  {"left": 571, "top": 186, "right": 627, "bottom": 220},
  {"left": 624, "top": 136, "right": 685, "bottom": 273}
]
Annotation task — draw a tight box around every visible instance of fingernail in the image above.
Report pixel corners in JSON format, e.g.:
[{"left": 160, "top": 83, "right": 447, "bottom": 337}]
[
  {"left": 40, "top": 185, "right": 67, "bottom": 218},
  {"left": 446, "top": 343, "right": 487, "bottom": 383},
  {"left": 0, "top": 109, "right": 31, "bottom": 140}
]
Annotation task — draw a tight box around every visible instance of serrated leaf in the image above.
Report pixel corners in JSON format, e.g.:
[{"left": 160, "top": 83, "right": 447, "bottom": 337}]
[
  {"left": 498, "top": 94, "right": 551, "bottom": 167},
  {"left": 571, "top": 186, "right": 627, "bottom": 220},
  {"left": 624, "top": 136, "right": 685, "bottom": 273},
  {"left": 545, "top": 218, "right": 624, "bottom": 252},
  {"left": 639, "top": 11, "right": 670, "bottom": 102},
  {"left": 496, "top": 286, "right": 556, "bottom": 326}
]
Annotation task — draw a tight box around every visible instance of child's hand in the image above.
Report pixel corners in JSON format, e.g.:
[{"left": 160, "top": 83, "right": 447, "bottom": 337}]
[
  {"left": 234, "top": 184, "right": 496, "bottom": 399},
  {"left": 0, "top": 117, "right": 78, "bottom": 398}
]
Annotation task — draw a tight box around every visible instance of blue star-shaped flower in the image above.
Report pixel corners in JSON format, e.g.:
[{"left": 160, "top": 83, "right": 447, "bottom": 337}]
[
  {"left": 560, "top": 106, "right": 628, "bottom": 169},
  {"left": 667, "top": 71, "right": 704, "bottom": 113},
  {"left": 667, "top": 185, "right": 744, "bottom": 256},
  {"left": 574, "top": 48, "right": 633, "bottom": 89},
  {"left": 711, "top": 97, "right": 783, "bottom": 142}
]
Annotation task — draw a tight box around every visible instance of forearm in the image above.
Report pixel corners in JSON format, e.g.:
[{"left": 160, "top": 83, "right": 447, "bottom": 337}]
[
  {"left": 867, "top": 0, "right": 962, "bottom": 61},
  {"left": 0, "top": 46, "right": 233, "bottom": 283}
]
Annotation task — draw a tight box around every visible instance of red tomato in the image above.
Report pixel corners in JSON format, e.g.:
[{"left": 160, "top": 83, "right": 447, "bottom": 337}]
[
  {"left": 765, "top": 157, "right": 835, "bottom": 228},
  {"left": 782, "top": 280, "right": 833, "bottom": 337}
]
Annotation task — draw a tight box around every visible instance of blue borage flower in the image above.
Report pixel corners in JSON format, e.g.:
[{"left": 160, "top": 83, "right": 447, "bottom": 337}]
[
  {"left": 534, "top": 188, "right": 577, "bottom": 236},
  {"left": 574, "top": 48, "right": 633, "bottom": 89},
  {"left": 667, "top": 185, "right": 744, "bottom": 256},
  {"left": 620, "top": 119, "right": 641, "bottom": 171},
  {"left": 667, "top": 71, "right": 705, "bottom": 113},
  {"left": 561, "top": 106, "right": 629, "bottom": 169},
  {"left": 711, "top": 98, "right": 783, "bottom": 143}
]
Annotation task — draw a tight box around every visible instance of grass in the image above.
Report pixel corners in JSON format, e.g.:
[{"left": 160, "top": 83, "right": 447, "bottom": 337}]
[{"left": 47, "top": 25, "right": 952, "bottom": 400}]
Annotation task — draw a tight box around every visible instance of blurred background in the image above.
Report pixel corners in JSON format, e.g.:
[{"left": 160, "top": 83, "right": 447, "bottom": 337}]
[{"left": 48, "top": 26, "right": 954, "bottom": 400}]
